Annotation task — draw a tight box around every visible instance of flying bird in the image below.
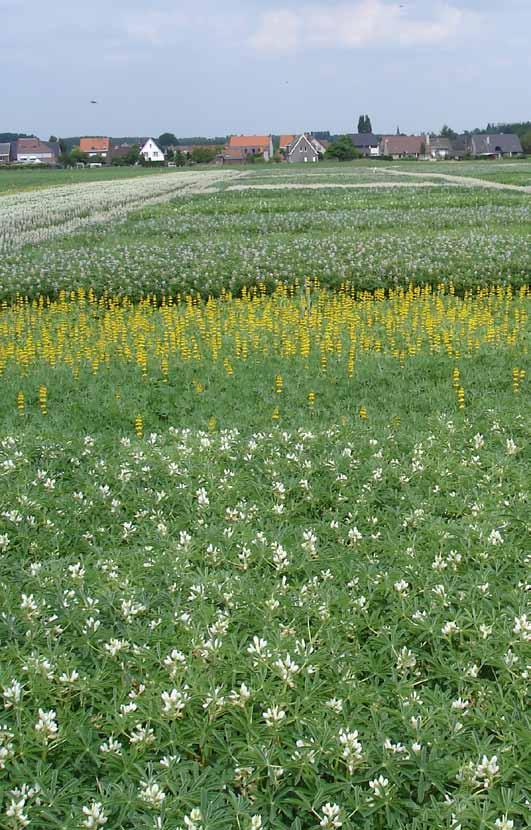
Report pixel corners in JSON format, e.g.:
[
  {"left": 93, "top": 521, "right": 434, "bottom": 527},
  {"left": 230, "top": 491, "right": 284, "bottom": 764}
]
[{"left": 90, "top": 100, "right": 98, "bottom": 104}]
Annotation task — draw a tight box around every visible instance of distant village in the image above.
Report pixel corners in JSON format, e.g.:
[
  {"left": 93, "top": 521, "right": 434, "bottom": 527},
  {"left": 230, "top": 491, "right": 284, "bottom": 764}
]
[{"left": 0, "top": 128, "right": 525, "bottom": 168}]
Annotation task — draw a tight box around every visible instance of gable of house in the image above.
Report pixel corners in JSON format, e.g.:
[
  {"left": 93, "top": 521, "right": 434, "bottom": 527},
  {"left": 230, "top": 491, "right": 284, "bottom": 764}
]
[{"left": 287, "top": 134, "right": 320, "bottom": 162}]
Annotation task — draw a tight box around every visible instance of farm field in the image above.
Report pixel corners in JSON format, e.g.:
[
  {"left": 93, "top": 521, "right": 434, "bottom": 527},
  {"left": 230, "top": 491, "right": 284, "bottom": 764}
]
[
  {"left": 0, "top": 165, "right": 188, "bottom": 196},
  {"left": 0, "top": 164, "right": 529, "bottom": 830}
]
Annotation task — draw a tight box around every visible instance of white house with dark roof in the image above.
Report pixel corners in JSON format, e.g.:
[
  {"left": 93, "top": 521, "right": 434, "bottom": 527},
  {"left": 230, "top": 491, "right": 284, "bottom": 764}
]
[{"left": 140, "top": 138, "right": 165, "bottom": 162}]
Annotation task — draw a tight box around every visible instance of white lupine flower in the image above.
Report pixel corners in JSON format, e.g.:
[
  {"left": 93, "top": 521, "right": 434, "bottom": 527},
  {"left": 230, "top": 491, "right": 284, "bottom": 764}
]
[
  {"left": 3, "top": 680, "right": 23, "bottom": 708},
  {"left": 348, "top": 526, "right": 363, "bottom": 543},
  {"left": 396, "top": 647, "right": 417, "bottom": 672},
  {"left": 5, "top": 797, "right": 29, "bottom": 828},
  {"left": 35, "top": 708, "right": 58, "bottom": 743},
  {"left": 505, "top": 439, "right": 518, "bottom": 455},
  {"left": 394, "top": 580, "right": 409, "bottom": 595},
  {"left": 161, "top": 688, "right": 190, "bottom": 718},
  {"left": 81, "top": 801, "right": 108, "bottom": 828},
  {"left": 103, "top": 638, "right": 129, "bottom": 657},
  {"left": 0, "top": 726, "right": 15, "bottom": 769},
  {"left": 250, "top": 816, "right": 263, "bottom": 830},
  {"left": 325, "top": 698, "right": 343, "bottom": 713},
  {"left": 196, "top": 487, "right": 209, "bottom": 507},
  {"left": 163, "top": 649, "right": 187, "bottom": 678},
  {"left": 369, "top": 775, "right": 390, "bottom": 798},
  {"left": 488, "top": 529, "right": 504, "bottom": 546},
  {"left": 228, "top": 683, "right": 251, "bottom": 707},
  {"left": 495, "top": 817, "right": 514, "bottom": 830},
  {"left": 247, "top": 636, "right": 270, "bottom": 660},
  {"left": 262, "top": 705, "right": 286, "bottom": 727},
  {"left": 184, "top": 808, "right": 203, "bottom": 829},
  {"left": 58, "top": 670, "right": 80, "bottom": 684},
  {"left": 273, "top": 654, "right": 300, "bottom": 687},
  {"left": 139, "top": 781, "right": 166, "bottom": 807},
  {"left": 339, "top": 729, "right": 364, "bottom": 773},
  {"left": 442, "top": 621, "right": 460, "bottom": 636},
  {"left": 129, "top": 723, "right": 155, "bottom": 745},
  {"left": 0, "top": 533, "right": 9, "bottom": 550},
  {"left": 513, "top": 614, "right": 531, "bottom": 641},
  {"left": 320, "top": 802, "right": 342, "bottom": 829},
  {"left": 99, "top": 736, "right": 122, "bottom": 755},
  {"left": 458, "top": 755, "right": 500, "bottom": 789}
]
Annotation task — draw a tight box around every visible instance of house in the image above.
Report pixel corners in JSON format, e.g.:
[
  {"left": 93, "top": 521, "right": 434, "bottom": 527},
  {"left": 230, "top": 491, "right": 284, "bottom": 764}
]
[
  {"left": 79, "top": 137, "right": 111, "bottom": 159},
  {"left": 225, "top": 135, "right": 273, "bottom": 161},
  {"left": 469, "top": 133, "right": 523, "bottom": 158},
  {"left": 450, "top": 135, "right": 470, "bottom": 159},
  {"left": 349, "top": 133, "right": 381, "bottom": 157},
  {"left": 279, "top": 135, "right": 295, "bottom": 154},
  {"left": 286, "top": 134, "right": 327, "bottom": 163},
  {"left": 380, "top": 135, "right": 425, "bottom": 159},
  {"left": 425, "top": 136, "right": 452, "bottom": 159},
  {"left": 109, "top": 143, "right": 135, "bottom": 162},
  {"left": 0, "top": 142, "right": 12, "bottom": 164},
  {"left": 15, "top": 138, "right": 59, "bottom": 165},
  {"left": 140, "top": 138, "right": 165, "bottom": 162}
]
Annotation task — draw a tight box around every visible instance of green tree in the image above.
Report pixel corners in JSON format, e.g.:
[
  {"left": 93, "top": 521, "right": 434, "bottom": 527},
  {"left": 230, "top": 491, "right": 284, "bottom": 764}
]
[
  {"left": 175, "top": 151, "right": 186, "bottom": 167},
  {"left": 158, "top": 133, "right": 178, "bottom": 148},
  {"left": 325, "top": 135, "right": 362, "bottom": 161},
  {"left": 48, "top": 135, "right": 58, "bottom": 143},
  {"left": 191, "top": 147, "right": 218, "bottom": 164},
  {"left": 125, "top": 145, "right": 140, "bottom": 165},
  {"left": 358, "top": 115, "right": 373, "bottom": 134},
  {"left": 521, "top": 130, "right": 531, "bottom": 154},
  {"left": 70, "top": 147, "right": 88, "bottom": 164},
  {"left": 440, "top": 124, "right": 457, "bottom": 140}
]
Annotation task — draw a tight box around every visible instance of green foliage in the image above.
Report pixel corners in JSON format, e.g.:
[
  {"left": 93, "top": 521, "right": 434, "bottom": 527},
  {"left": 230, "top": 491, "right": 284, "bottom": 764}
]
[
  {"left": 158, "top": 132, "right": 178, "bottom": 148},
  {"left": 191, "top": 147, "right": 218, "bottom": 164},
  {"left": 0, "top": 161, "right": 529, "bottom": 829},
  {"left": 325, "top": 136, "right": 363, "bottom": 161},
  {"left": 440, "top": 125, "right": 457, "bottom": 140},
  {"left": 358, "top": 115, "right": 373, "bottom": 134},
  {"left": 521, "top": 131, "right": 531, "bottom": 155}
]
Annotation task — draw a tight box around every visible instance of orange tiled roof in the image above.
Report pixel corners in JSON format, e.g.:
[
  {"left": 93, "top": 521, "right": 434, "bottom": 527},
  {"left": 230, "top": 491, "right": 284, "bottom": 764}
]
[
  {"left": 80, "top": 137, "right": 110, "bottom": 153},
  {"left": 279, "top": 135, "right": 294, "bottom": 148},
  {"left": 228, "top": 135, "right": 270, "bottom": 148}
]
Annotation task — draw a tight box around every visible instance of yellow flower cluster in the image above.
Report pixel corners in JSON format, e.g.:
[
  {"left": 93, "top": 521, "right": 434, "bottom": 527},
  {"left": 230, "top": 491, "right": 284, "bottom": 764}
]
[{"left": 0, "top": 283, "right": 527, "bottom": 382}]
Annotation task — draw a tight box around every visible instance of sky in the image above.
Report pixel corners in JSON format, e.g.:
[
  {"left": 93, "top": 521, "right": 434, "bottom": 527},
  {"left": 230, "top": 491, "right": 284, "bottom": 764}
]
[{"left": 2, "top": 0, "right": 530, "bottom": 139}]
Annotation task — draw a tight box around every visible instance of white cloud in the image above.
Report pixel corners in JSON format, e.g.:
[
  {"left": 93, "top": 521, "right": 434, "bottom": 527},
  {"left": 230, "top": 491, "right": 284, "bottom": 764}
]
[{"left": 250, "top": 1, "right": 478, "bottom": 54}]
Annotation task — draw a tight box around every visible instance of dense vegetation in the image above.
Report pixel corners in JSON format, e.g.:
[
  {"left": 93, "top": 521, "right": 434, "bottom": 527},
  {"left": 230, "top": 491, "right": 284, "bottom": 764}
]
[{"left": 0, "top": 163, "right": 528, "bottom": 830}]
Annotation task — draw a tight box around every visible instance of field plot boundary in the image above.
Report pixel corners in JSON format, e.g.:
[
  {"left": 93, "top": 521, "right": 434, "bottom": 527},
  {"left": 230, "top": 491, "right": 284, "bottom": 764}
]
[
  {"left": 225, "top": 181, "right": 457, "bottom": 192},
  {"left": 375, "top": 166, "right": 531, "bottom": 193}
]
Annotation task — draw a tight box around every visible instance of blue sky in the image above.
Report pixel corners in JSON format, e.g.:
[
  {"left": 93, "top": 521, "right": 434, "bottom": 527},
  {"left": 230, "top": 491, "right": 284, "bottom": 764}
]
[{"left": 2, "top": 0, "right": 530, "bottom": 138}]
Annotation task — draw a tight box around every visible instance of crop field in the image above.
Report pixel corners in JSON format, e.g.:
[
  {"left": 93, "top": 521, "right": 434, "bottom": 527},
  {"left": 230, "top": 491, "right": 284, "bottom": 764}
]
[
  {"left": 0, "top": 163, "right": 529, "bottom": 830},
  {"left": 0, "top": 166, "right": 189, "bottom": 196}
]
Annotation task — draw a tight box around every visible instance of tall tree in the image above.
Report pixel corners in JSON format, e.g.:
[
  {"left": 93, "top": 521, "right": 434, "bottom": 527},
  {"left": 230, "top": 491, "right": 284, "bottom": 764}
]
[
  {"left": 440, "top": 124, "right": 457, "bottom": 140},
  {"left": 157, "top": 132, "right": 178, "bottom": 148},
  {"left": 357, "top": 115, "right": 373, "bottom": 134},
  {"left": 364, "top": 115, "right": 372, "bottom": 133}
]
